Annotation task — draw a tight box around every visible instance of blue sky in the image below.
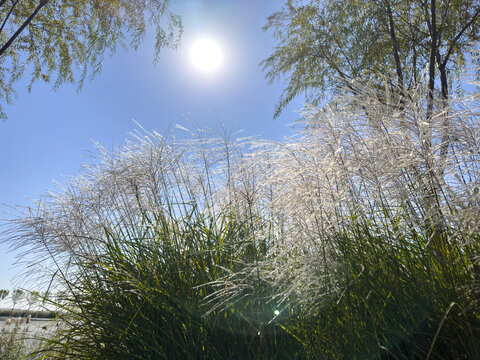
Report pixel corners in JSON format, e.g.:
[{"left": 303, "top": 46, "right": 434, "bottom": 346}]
[{"left": 0, "top": 1, "right": 303, "bottom": 291}]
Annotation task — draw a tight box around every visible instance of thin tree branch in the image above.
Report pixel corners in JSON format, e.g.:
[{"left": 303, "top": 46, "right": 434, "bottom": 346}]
[
  {"left": 436, "top": 0, "right": 451, "bottom": 42},
  {"left": 442, "top": 6, "right": 480, "bottom": 67},
  {"left": 0, "top": 0, "right": 49, "bottom": 57},
  {"left": 0, "top": 0, "right": 19, "bottom": 36},
  {"left": 385, "top": 0, "right": 404, "bottom": 89}
]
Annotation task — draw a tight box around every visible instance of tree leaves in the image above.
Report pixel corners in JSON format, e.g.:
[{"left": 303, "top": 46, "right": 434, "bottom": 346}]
[
  {"left": 263, "top": 0, "right": 480, "bottom": 118},
  {"left": 0, "top": 0, "right": 182, "bottom": 120}
]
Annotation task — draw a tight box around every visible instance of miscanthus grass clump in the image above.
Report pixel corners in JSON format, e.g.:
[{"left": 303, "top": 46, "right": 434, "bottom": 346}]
[
  {"left": 4, "top": 126, "right": 304, "bottom": 359},
  {"left": 4, "top": 76, "right": 480, "bottom": 359}
]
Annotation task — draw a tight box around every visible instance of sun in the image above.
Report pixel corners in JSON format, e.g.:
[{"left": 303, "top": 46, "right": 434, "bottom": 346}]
[{"left": 190, "top": 38, "right": 223, "bottom": 74}]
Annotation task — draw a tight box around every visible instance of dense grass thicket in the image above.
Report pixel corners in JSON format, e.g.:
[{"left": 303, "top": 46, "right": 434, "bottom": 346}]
[{"left": 3, "top": 77, "right": 480, "bottom": 358}]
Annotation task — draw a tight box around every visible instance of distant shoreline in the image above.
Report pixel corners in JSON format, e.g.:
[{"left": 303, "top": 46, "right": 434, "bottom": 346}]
[{"left": 0, "top": 308, "right": 57, "bottom": 319}]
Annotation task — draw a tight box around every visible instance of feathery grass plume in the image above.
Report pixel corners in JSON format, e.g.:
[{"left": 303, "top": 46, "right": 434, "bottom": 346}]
[
  {"left": 3, "top": 125, "right": 304, "bottom": 359},
  {"left": 220, "top": 75, "right": 480, "bottom": 300},
  {"left": 3, "top": 71, "right": 480, "bottom": 358},
  {"left": 210, "top": 73, "right": 480, "bottom": 357}
]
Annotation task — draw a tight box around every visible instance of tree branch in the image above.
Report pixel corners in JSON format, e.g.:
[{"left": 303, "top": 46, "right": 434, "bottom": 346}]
[
  {"left": 0, "top": 0, "right": 19, "bottom": 37},
  {"left": 385, "top": 0, "right": 404, "bottom": 89},
  {"left": 435, "top": 0, "right": 451, "bottom": 42},
  {"left": 441, "top": 5, "right": 480, "bottom": 67},
  {"left": 0, "top": 0, "right": 49, "bottom": 57}
]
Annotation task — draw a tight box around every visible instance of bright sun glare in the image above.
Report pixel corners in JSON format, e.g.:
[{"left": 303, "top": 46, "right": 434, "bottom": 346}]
[{"left": 190, "top": 38, "right": 223, "bottom": 74}]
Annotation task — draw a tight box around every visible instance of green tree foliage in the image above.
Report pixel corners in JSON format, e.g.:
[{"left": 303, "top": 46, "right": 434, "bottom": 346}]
[
  {"left": 0, "top": 289, "right": 8, "bottom": 301},
  {"left": 11, "top": 288, "right": 23, "bottom": 307},
  {"left": 0, "top": 0, "right": 182, "bottom": 120},
  {"left": 263, "top": 0, "right": 480, "bottom": 118}
]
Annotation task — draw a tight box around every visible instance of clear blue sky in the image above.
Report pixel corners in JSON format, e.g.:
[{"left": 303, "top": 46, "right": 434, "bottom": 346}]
[{"left": 0, "top": 1, "right": 303, "bottom": 290}]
